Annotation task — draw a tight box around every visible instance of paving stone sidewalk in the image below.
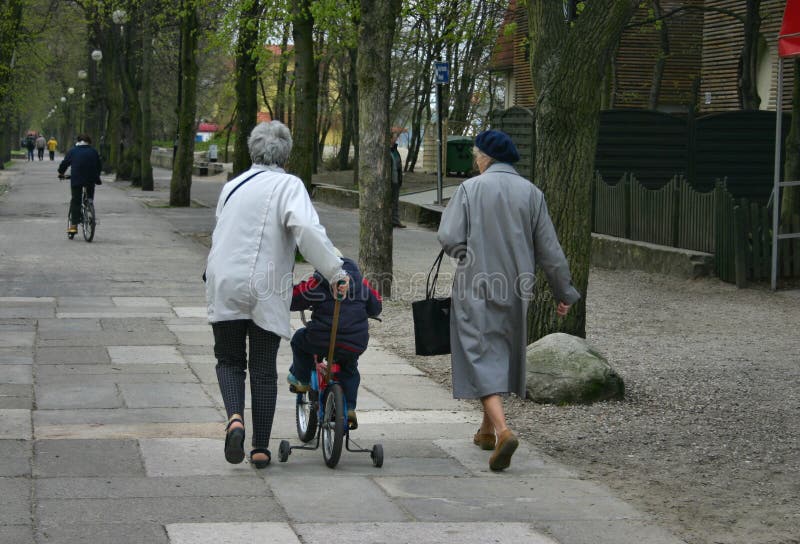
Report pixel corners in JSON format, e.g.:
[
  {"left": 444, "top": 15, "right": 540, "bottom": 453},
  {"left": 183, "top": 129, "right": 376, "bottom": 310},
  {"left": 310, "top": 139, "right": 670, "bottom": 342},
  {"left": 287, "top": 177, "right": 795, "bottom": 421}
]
[{"left": 0, "top": 160, "right": 685, "bottom": 543}]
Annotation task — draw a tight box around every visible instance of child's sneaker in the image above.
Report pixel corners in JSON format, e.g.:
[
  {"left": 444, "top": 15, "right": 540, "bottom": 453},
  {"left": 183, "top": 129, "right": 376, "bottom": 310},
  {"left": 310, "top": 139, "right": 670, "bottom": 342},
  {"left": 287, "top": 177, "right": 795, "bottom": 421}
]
[
  {"left": 347, "top": 409, "right": 358, "bottom": 430},
  {"left": 287, "top": 372, "right": 309, "bottom": 393}
]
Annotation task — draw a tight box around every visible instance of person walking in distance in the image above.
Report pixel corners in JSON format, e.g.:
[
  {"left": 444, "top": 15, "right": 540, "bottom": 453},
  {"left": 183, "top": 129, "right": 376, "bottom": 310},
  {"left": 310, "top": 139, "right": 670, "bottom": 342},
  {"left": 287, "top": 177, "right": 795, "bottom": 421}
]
[
  {"left": 437, "top": 129, "right": 581, "bottom": 471},
  {"left": 25, "top": 136, "right": 35, "bottom": 161},
  {"left": 35, "top": 134, "right": 46, "bottom": 161},
  {"left": 390, "top": 127, "right": 406, "bottom": 228},
  {"left": 47, "top": 136, "right": 58, "bottom": 161}
]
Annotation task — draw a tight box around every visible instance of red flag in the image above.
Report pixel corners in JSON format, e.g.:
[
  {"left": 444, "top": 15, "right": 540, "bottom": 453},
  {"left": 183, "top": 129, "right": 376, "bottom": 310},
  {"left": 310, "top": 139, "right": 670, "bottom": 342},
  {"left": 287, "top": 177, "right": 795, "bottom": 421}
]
[{"left": 779, "top": 0, "right": 800, "bottom": 57}]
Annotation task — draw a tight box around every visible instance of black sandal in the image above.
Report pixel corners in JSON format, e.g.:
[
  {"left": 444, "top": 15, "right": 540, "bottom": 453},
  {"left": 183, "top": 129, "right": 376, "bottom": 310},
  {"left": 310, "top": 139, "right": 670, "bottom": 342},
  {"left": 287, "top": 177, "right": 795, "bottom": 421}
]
[
  {"left": 249, "top": 448, "right": 271, "bottom": 469},
  {"left": 224, "top": 417, "right": 245, "bottom": 464}
]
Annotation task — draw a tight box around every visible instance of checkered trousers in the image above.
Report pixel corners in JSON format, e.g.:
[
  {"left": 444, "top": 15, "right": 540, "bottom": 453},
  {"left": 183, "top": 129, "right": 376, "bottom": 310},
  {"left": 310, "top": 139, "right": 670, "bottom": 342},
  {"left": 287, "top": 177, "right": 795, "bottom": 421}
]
[{"left": 212, "top": 319, "right": 280, "bottom": 450}]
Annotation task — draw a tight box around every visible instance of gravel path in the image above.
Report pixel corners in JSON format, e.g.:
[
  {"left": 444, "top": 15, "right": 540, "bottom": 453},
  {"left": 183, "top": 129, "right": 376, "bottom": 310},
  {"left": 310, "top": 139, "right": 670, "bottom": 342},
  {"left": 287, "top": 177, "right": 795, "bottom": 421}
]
[{"left": 372, "top": 267, "right": 800, "bottom": 544}]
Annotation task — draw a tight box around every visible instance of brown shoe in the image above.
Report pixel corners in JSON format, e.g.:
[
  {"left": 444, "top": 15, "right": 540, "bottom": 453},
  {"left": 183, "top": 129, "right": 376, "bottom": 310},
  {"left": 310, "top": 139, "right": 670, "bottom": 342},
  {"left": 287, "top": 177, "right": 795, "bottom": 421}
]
[
  {"left": 67, "top": 225, "right": 78, "bottom": 234},
  {"left": 489, "top": 429, "right": 519, "bottom": 471},
  {"left": 473, "top": 430, "right": 495, "bottom": 450}
]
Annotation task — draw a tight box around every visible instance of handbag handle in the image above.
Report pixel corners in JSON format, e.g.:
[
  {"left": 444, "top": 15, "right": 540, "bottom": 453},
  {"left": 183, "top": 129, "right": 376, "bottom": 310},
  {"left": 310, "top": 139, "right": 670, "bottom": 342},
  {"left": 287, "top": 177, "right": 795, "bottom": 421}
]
[{"left": 426, "top": 249, "right": 446, "bottom": 299}]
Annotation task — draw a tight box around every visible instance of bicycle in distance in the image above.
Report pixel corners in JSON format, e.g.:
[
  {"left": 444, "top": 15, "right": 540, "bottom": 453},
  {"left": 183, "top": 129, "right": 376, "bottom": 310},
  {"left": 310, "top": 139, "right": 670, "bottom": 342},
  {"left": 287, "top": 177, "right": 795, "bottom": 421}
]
[{"left": 58, "top": 173, "right": 96, "bottom": 242}]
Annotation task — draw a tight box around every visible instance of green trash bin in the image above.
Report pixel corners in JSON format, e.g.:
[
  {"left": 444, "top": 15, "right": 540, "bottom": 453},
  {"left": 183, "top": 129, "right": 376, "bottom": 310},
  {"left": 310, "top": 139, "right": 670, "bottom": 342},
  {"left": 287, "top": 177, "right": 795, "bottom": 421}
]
[{"left": 446, "top": 136, "right": 474, "bottom": 176}]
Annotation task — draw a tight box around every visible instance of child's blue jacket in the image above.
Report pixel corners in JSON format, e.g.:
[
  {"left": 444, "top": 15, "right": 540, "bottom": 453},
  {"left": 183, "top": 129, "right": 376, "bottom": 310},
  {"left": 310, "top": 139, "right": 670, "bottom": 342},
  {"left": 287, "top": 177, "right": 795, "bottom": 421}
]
[{"left": 291, "top": 257, "right": 382, "bottom": 353}]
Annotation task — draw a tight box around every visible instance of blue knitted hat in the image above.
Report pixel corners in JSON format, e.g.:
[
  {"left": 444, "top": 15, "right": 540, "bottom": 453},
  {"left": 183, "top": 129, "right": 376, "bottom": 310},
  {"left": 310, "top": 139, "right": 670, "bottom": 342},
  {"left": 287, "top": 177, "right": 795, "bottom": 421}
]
[{"left": 475, "top": 130, "right": 520, "bottom": 163}]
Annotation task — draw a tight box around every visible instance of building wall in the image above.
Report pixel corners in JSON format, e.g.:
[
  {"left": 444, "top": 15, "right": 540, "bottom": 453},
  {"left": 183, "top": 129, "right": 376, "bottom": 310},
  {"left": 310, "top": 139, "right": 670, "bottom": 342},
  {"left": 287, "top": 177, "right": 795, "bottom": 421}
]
[
  {"left": 699, "top": 0, "right": 789, "bottom": 112},
  {"left": 614, "top": 0, "right": 703, "bottom": 110},
  {"left": 498, "top": 1, "right": 704, "bottom": 110},
  {"left": 495, "top": 0, "right": 789, "bottom": 113},
  {"left": 511, "top": 2, "right": 534, "bottom": 107}
]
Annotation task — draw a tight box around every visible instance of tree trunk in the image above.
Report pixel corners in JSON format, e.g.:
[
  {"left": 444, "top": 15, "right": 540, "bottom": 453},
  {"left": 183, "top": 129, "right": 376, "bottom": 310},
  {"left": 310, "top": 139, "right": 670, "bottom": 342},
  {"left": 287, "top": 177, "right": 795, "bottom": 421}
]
[
  {"left": 0, "top": 0, "right": 23, "bottom": 166},
  {"left": 87, "top": 18, "right": 107, "bottom": 162},
  {"left": 232, "top": 0, "right": 260, "bottom": 177},
  {"left": 170, "top": 0, "right": 198, "bottom": 207},
  {"left": 352, "top": 56, "right": 360, "bottom": 183},
  {"left": 116, "top": 16, "right": 142, "bottom": 184},
  {"left": 0, "top": 122, "right": 11, "bottom": 166},
  {"left": 357, "top": 0, "right": 402, "bottom": 297},
  {"left": 140, "top": 2, "right": 154, "bottom": 191},
  {"left": 103, "top": 44, "right": 122, "bottom": 174},
  {"left": 648, "top": 0, "right": 668, "bottom": 111},
  {"left": 104, "top": 37, "right": 122, "bottom": 175},
  {"left": 288, "top": 0, "right": 317, "bottom": 192},
  {"left": 407, "top": 78, "right": 432, "bottom": 171},
  {"left": 336, "top": 48, "right": 357, "bottom": 170},
  {"left": 224, "top": 105, "right": 237, "bottom": 163},
  {"left": 275, "top": 26, "right": 290, "bottom": 124},
  {"left": 527, "top": 0, "right": 637, "bottom": 342},
  {"left": 316, "top": 48, "right": 332, "bottom": 170},
  {"left": 259, "top": 77, "right": 274, "bottom": 119},
  {"left": 781, "top": 58, "right": 800, "bottom": 223},
  {"left": 739, "top": 0, "right": 762, "bottom": 110}
]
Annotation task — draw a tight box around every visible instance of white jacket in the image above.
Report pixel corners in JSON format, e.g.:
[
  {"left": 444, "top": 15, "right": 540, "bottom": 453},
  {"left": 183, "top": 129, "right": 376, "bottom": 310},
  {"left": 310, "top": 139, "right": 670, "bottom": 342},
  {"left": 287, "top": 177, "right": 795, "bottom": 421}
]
[{"left": 205, "top": 165, "right": 344, "bottom": 339}]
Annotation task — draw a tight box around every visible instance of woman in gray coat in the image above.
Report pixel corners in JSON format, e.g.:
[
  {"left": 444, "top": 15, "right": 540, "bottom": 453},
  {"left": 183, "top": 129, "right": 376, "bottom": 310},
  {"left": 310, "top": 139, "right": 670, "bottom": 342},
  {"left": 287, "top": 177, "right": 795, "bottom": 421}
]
[{"left": 437, "top": 129, "right": 581, "bottom": 471}]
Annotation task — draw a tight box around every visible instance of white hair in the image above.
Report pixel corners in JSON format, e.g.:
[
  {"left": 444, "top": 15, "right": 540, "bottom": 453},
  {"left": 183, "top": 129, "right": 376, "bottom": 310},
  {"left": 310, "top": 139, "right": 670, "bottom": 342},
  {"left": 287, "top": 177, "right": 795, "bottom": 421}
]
[
  {"left": 472, "top": 146, "right": 495, "bottom": 166},
  {"left": 248, "top": 121, "right": 293, "bottom": 166}
]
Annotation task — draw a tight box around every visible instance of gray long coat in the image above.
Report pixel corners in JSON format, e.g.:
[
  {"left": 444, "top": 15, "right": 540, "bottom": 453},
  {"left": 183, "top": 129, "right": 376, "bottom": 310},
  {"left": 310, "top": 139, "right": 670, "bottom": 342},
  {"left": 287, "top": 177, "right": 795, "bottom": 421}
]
[{"left": 437, "top": 163, "right": 581, "bottom": 399}]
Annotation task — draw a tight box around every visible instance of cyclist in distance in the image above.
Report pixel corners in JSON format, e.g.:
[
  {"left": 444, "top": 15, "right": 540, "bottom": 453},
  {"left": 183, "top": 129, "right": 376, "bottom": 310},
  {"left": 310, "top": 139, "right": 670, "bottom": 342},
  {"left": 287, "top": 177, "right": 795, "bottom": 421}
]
[{"left": 58, "top": 134, "right": 102, "bottom": 235}]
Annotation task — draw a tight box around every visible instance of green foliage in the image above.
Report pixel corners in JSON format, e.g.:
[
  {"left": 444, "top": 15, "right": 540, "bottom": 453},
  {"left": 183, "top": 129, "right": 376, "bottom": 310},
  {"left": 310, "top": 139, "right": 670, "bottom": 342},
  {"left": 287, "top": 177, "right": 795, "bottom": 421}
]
[
  {"left": 503, "top": 21, "right": 517, "bottom": 37},
  {"left": 310, "top": 0, "right": 358, "bottom": 48},
  {"left": 0, "top": 0, "right": 88, "bottom": 133}
]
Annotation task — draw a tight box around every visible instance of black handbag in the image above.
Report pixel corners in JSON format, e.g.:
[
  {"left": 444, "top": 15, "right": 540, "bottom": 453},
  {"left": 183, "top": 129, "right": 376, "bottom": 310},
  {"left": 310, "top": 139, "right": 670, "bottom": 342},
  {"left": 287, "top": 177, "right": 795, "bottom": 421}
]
[{"left": 412, "top": 249, "right": 452, "bottom": 356}]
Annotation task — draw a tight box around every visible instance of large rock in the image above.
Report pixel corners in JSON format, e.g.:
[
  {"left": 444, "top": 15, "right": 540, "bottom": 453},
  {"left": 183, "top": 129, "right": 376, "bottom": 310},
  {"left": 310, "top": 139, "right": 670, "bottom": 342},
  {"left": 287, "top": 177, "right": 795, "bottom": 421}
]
[{"left": 525, "top": 333, "right": 624, "bottom": 404}]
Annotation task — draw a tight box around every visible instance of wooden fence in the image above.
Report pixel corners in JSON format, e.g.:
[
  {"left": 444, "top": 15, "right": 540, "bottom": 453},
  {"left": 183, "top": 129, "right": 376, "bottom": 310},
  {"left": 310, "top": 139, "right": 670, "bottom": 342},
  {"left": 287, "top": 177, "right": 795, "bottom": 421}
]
[
  {"left": 491, "top": 108, "right": 788, "bottom": 200},
  {"left": 489, "top": 106, "right": 535, "bottom": 182},
  {"left": 593, "top": 173, "right": 800, "bottom": 285},
  {"left": 593, "top": 173, "right": 716, "bottom": 253},
  {"left": 715, "top": 190, "right": 800, "bottom": 285}
]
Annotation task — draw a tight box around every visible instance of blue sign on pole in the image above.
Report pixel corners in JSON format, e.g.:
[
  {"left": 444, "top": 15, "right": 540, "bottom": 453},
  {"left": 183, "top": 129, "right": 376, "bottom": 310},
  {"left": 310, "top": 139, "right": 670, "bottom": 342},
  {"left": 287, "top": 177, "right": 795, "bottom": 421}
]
[{"left": 434, "top": 61, "right": 449, "bottom": 84}]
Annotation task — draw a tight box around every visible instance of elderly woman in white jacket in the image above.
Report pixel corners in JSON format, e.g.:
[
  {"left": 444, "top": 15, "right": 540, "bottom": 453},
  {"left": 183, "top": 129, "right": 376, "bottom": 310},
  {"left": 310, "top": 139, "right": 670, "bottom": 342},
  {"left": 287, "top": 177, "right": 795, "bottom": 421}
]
[{"left": 205, "top": 121, "right": 348, "bottom": 468}]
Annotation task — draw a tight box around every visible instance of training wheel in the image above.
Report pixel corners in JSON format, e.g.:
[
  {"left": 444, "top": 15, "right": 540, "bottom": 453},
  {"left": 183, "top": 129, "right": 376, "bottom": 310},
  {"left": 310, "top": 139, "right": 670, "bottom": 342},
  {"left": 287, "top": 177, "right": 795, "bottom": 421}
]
[
  {"left": 278, "top": 440, "right": 291, "bottom": 462},
  {"left": 371, "top": 444, "right": 384, "bottom": 468}
]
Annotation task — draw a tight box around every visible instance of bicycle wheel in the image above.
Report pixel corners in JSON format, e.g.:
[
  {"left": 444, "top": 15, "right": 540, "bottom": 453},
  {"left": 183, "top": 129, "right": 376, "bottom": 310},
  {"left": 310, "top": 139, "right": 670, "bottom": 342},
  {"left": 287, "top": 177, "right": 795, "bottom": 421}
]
[
  {"left": 82, "top": 200, "right": 95, "bottom": 242},
  {"left": 296, "top": 390, "right": 318, "bottom": 443},
  {"left": 321, "top": 383, "right": 345, "bottom": 468}
]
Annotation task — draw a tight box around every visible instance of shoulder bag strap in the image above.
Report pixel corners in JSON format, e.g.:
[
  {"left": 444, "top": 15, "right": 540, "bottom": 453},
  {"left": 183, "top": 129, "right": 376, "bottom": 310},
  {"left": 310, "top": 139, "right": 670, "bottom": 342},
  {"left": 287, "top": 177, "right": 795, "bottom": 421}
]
[
  {"left": 204, "top": 170, "right": 266, "bottom": 284},
  {"left": 223, "top": 170, "right": 264, "bottom": 207},
  {"left": 426, "top": 249, "right": 446, "bottom": 299}
]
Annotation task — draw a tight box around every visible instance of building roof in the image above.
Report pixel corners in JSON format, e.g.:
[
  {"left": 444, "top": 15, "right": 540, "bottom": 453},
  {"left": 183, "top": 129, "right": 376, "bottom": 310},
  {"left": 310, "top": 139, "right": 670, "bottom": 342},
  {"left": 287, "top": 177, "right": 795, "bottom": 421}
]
[{"left": 197, "top": 123, "right": 219, "bottom": 133}]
